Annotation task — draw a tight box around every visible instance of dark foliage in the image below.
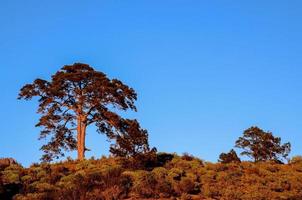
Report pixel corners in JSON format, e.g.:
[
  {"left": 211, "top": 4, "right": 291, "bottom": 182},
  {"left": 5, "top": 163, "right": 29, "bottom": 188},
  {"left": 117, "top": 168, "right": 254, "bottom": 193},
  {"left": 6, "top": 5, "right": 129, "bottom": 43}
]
[
  {"left": 18, "top": 63, "right": 150, "bottom": 161},
  {"left": 219, "top": 149, "right": 241, "bottom": 164},
  {"left": 235, "top": 126, "right": 291, "bottom": 163},
  {"left": 155, "top": 153, "right": 175, "bottom": 167},
  {"left": 109, "top": 119, "right": 153, "bottom": 158}
]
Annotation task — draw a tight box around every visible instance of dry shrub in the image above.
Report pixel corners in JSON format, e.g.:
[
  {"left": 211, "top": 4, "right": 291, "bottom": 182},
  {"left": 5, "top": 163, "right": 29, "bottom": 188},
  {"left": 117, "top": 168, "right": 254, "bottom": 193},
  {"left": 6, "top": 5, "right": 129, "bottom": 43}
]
[{"left": 2, "top": 156, "right": 302, "bottom": 200}]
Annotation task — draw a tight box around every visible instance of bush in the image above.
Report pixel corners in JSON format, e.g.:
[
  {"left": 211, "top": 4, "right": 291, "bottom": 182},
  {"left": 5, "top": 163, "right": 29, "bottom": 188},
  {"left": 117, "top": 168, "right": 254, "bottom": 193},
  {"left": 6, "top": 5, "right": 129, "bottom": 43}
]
[
  {"left": 218, "top": 149, "right": 241, "bottom": 164},
  {"left": 131, "top": 171, "right": 157, "bottom": 198},
  {"left": 2, "top": 155, "right": 302, "bottom": 199}
]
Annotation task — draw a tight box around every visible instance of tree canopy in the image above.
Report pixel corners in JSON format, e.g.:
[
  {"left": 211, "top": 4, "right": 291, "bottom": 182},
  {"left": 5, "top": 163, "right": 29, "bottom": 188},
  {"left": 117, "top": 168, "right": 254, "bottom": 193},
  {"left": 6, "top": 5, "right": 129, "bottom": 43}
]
[
  {"left": 109, "top": 119, "right": 153, "bottom": 158},
  {"left": 235, "top": 126, "right": 291, "bottom": 162},
  {"left": 18, "top": 63, "right": 150, "bottom": 161}
]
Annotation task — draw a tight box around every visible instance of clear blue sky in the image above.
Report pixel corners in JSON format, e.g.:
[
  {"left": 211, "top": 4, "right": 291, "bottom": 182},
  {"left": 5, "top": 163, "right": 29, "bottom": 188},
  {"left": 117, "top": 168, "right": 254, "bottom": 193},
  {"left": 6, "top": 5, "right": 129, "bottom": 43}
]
[{"left": 1, "top": 1, "right": 302, "bottom": 166}]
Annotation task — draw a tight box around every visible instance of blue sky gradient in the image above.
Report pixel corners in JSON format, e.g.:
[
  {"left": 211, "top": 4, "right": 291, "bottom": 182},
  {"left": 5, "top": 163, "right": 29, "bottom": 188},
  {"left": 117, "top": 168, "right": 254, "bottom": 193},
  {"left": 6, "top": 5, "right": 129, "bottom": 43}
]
[{"left": 1, "top": 1, "right": 302, "bottom": 166}]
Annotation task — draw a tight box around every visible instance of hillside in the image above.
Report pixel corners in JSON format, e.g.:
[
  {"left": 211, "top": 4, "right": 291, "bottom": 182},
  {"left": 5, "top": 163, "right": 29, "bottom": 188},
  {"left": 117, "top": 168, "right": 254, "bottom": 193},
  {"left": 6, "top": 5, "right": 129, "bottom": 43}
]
[{"left": 1, "top": 154, "right": 302, "bottom": 200}]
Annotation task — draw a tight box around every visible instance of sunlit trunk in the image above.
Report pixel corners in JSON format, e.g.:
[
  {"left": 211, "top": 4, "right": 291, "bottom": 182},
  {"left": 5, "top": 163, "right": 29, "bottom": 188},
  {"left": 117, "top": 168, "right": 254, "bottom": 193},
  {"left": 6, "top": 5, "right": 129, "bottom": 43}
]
[{"left": 77, "top": 115, "right": 86, "bottom": 160}]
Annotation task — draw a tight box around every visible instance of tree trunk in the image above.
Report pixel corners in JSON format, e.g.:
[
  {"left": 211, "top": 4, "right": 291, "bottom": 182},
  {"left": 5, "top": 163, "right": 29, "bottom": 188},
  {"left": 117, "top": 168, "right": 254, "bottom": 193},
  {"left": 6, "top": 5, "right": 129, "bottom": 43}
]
[{"left": 77, "top": 115, "right": 86, "bottom": 160}]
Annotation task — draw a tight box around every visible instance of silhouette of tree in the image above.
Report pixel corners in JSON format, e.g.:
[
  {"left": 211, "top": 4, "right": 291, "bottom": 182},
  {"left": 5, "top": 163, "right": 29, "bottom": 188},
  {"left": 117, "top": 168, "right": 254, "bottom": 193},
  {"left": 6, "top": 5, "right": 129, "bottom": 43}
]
[
  {"left": 109, "top": 119, "right": 155, "bottom": 157},
  {"left": 218, "top": 149, "right": 241, "bottom": 164},
  {"left": 18, "top": 63, "right": 141, "bottom": 161},
  {"left": 235, "top": 126, "right": 291, "bottom": 162}
]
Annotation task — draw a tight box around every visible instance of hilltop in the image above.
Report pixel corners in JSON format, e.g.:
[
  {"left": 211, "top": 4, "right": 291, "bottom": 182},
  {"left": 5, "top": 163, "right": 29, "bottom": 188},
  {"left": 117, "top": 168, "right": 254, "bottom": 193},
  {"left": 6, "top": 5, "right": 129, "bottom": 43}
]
[{"left": 1, "top": 154, "right": 302, "bottom": 200}]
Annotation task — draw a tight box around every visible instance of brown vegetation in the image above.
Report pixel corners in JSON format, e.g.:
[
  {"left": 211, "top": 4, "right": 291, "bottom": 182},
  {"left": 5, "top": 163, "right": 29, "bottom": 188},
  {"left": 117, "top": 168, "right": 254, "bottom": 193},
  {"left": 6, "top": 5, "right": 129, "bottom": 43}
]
[
  {"left": 9, "top": 63, "right": 301, "bottom": 199},
  {"left": 1, "top": 155, "right": 302, "bottom": 200},
  {"left": 18, "top": 63, "right": 151, "bottom": 162},
  {"left": 235, "top": 126, "right": 291, "bottom": 163}
]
